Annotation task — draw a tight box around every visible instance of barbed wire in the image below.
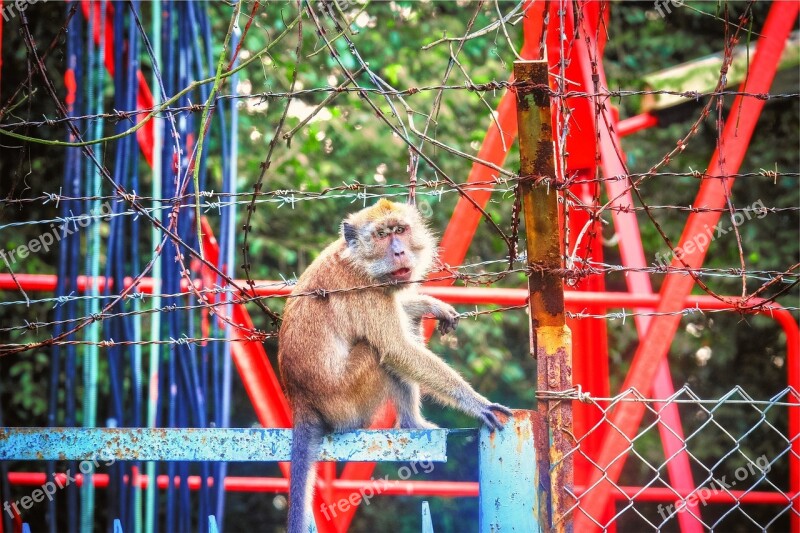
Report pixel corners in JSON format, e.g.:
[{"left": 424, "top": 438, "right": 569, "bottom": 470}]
[
  {"left": 2, "top": 87, "right": 798, "bottom": 133},
  {"left": 1, "top": 254, "right": 796, "bottom": 308},
  {"left": 1, "top": 169, "right": 798, "bottom": 206},
  {"left": 3, "top": 301, "right": 797, "bottom": 353},
  {"left": 1, "top": 232, "right": 797, "bottom": 338},
  {"left": 0, "top": 0, "right": 796, "bottom": 358},
  {"left": 0, "top": 3, "right": 797, "bottom": 533},
  {"left": 2, "top": 180, "right": 798, "bottom": 234}
]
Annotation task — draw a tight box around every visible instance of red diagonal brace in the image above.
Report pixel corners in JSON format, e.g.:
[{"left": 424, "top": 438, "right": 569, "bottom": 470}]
[
  {"left": 576, "top": 2, "right": 799, "bottom": 529},
  {"left": 422, "top": 0, "right": 544, "bottom": 338},
  {"left": 567, "top": 1, "right": 702, "bottom": 529}
]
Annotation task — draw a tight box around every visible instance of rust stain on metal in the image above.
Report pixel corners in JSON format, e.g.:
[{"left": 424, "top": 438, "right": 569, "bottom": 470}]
[
  {"left": 513, "top": 410, "right": 535, "bottom": 454},
  {"left": 516, "top": 89, "right": 532, "bottom": 112}
]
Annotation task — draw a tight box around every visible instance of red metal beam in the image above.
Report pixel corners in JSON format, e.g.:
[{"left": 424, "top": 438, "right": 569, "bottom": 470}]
[
  {"left": 617, "top": 112, "right": 659, "bottom": 137},
  {"left": 4, "top": 272, "right": 798, "bottom": 316},
  {"left": 547, "top": 2, "right": 613, "bottom": 523},
  {"left": 568, "top": 1, "right": 703, "bottom": 528},
  {"left": 576, "top": 3, "right": 800, "bottom": 530},
  {"left": 565, "top": 176, "right": 611, "bottom": 507},
  {"left": 5, "top": 472, "right": 797, "bottom": 507},
  {"left": 5, "top": 471, "right": 477, "bottom": 496}
]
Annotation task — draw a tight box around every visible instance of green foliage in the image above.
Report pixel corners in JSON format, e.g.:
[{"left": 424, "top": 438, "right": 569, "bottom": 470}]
[{"left": 0, "top": 1, "right": 797, "bottom": 531}]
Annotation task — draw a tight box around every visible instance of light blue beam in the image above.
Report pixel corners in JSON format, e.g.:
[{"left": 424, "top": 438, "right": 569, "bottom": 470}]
[{"left": 0, "top": 427, "right": 448, "bottom": 463}]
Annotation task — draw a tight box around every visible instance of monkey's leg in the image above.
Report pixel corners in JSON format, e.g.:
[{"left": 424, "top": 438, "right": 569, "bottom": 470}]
[
  {"left": 288, "top": 420, "right": 324, "bottom": 533},
  {"left": 389, "top": 376, "right": 438, "bottom": 430}
]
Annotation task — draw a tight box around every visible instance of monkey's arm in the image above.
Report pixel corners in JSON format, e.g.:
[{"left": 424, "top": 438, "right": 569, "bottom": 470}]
[
  {"left": 366, "top": 312, "right": 509, "bottom": 430},
  {"left": 401, "top": 294, "right": 459, "bottom": 334}
]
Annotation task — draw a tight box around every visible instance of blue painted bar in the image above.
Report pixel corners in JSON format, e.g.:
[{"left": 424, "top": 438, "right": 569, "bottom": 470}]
[
  {"left": 479, "top": 411, "right": 541, "bottom": 532},
  {"left": 0, "top": 427, "right": 448, "bottom": 463},
  {"left": 422, "top": 501, "right": 434, "bottom": 533}
]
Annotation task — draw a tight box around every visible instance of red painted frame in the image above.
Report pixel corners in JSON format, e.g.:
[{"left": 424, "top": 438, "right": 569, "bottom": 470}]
[
  {"left": 2, "top": 1, "right": 797, "bottom": 531},
  {"left": 2, "top": 273, "right": 797, "bottom": 529},
  {"left": 574, "top": 2, "right": 800, "bottom": 531}
]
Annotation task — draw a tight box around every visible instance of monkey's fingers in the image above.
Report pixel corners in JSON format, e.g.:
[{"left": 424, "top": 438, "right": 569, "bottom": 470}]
[
  {"left": 437, "top": 314, "right": 459, "bottom": 335},
  {"left": 480, "top": 404, "right": 512, "bottom": 431},
  {"left": 480, "top": 409, "right": 505, "bottom": 431},
  {"left": 488, "top": 402, "right": 513, "bottom": 416},
  {"left": 438, "top": 319, "right": 456, "bottom": 335}
]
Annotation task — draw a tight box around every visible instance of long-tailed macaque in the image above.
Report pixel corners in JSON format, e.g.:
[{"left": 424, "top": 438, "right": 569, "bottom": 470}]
[{"left": 278, "top": 199, "right": 511, "bottom": 532}]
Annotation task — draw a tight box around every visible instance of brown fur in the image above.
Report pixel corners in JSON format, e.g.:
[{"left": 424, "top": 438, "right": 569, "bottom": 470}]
[{"left": 278, "top": 200, "right": 510, "bottom": 532}]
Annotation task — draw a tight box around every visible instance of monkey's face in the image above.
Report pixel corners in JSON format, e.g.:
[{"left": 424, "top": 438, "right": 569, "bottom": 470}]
[{"left": 341, "top": 200, "right": 435, "bottom": 284}]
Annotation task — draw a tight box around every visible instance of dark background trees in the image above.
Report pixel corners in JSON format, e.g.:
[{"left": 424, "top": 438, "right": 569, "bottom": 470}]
[{"left": 1, "top": 1, "right": 797, "bottom": 531}]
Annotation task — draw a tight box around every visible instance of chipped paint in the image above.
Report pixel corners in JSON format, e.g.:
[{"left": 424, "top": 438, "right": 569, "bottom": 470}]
[
  {"left": 479, "top": 411, "right": 542, "bottom": 532},
  {"left": 0, "top": 427, "right": 448, "bottom": 463}
]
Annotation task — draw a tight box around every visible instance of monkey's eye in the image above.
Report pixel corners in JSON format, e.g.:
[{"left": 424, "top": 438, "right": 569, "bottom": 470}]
[
  {"left": 395, "top": 226, "right": 406, "bottom": 234},
  {"left": 377, "top": 230, "right": 387, "bottom": 238}
]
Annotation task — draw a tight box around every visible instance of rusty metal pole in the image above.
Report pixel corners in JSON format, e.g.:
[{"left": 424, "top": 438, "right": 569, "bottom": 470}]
[{"left": 514, "top": 60, "right": 574, "bottom": 533}]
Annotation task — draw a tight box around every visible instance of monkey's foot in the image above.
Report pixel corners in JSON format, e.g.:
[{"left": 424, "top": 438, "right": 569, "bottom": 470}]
[{"left": 480, "top": 403, "right": 513, "bottom": 431}]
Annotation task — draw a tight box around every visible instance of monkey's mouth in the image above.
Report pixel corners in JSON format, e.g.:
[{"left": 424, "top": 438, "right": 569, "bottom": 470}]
[{"left": 390, "top": 267, "right": 412, "bottom": 281}]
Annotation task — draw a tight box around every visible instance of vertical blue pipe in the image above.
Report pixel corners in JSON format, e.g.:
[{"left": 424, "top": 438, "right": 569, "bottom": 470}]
[
  {"left": 177, "top": 8, "right": 193, "bottom": 530},
  {"left": 48, "top": 3, "right": 84, "bottom": 529},
  {"left": 214, "top": 9, "right": 241, "bottom": 530},
  {"left": 65, "top": 5, "right": 83, "bottom": 525},
  {"left": 162, "top": 3, "right": 178, "bottom": 529},
  {"left": 80, "top": 2, "right": 106, "bottom": 530},
  {"left": 144, "top": 0, "right": 163, "bottom": 530},
  {"left": 124, "top": 3, "right": 144, "bottom": 532},
  {"left": 105, "top": 8, "right": 126, "bottom": 530}
]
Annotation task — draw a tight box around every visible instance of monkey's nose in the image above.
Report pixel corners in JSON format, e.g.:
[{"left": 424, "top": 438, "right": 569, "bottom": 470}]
[{"left": 394, "top": 250, "right": 405, "bottom": 257}]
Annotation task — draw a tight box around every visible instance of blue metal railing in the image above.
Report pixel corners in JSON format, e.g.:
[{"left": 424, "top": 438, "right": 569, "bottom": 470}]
[{"left": 1, "top": 412, "right": 542, "bottom": 532}]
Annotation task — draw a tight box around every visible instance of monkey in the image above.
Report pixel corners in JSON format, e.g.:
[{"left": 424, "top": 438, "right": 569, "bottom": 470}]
[{"left": 278, "top": 198, "right": 512, "bottom": 533}]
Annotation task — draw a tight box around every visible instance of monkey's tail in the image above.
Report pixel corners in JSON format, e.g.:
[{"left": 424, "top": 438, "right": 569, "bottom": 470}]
[{"left": 288, "top": 421, "right": 324, "bottom": 533}]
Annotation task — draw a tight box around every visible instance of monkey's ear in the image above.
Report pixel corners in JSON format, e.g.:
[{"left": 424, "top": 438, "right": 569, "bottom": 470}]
[{"left": 342, "top": 222, "right": 358, "bottom": 247}]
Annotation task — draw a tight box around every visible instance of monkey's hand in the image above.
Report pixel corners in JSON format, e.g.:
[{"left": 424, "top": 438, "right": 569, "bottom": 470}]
[
  {"left": 434, "top": 303, "right": 460, "bottom": 335},
  {"left": 479, "top": 403, "right": 513, "bottom": 431},
  {"left": 402, "top": 295, "right": 459, "bottom": 335}
]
